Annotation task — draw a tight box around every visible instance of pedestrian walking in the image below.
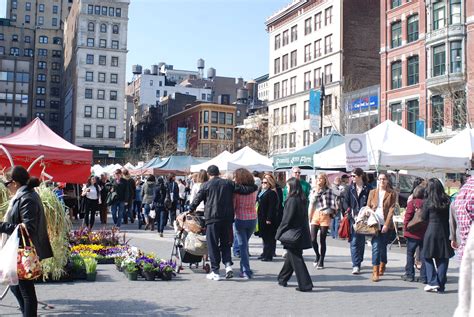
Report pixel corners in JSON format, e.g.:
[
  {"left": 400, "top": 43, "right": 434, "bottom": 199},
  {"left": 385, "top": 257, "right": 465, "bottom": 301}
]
[
  {"left": 141, "top": 175, "right": 156, "bottom": 230},
  {"left": 98, "top": 173, "right": 110, "bottom": 224},
  {"left": 233, "top": 168, "right": 258, "bottom": 279},
  {"left": 121, "top": 169, "right": 136, "bottom": 224},
  {"left": 189, "top": 165, "right": 257, "bottom": 281},
  {"left": 154, "top": 177, "right": 167, "bottom": 237},
  {"left": 422, "top": 178, "right": 455, "bottom": 293},
  {"left": 276, "top": 177, "right": 313, "bottom": 292},
  {"left": 81, "top": 176, "right": 101, "bottom": 230},
  {"left": 402, "top": 185, "right": 427, "bottom": 283},
  {"left": 256, "top": 174, "right": 279, "bottom": 262},
  {"left": 110, "top": 169, "right": 129, "bottom": 228},
  {"left": 308, "top": 173, "right": 336, "bottom": 269},
  {"left": 0, "top": 166, "right": 53, "bottom": 317},
  {"left": 344, "top": 168, "right": 370, "bottom": 274},
  {"left": 165, "top": 173, "right": 179, "bottom": 225},
  {"left": 134, "top": 179, "right": 144, "bottom": 228},
  {"left": 366, "top": 172, "right": 396, "bottom": 282}
]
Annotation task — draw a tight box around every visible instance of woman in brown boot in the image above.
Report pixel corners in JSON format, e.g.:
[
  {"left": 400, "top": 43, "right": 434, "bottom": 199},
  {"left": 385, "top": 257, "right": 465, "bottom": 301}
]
[{"left": 366, "top": 172, "right": 396, "bottom": 282}]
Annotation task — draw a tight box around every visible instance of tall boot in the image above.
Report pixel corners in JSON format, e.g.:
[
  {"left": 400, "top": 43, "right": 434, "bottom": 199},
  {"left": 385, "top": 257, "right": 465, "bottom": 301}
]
[
  {"left": 379, "top": 262, "right": 386, "bottom": 276},
  {"left": 372, "top": 266, "right": 380, "bottom": 282},
  {"left": 150, "top": 217, "right": 155, "bottom": 231}
]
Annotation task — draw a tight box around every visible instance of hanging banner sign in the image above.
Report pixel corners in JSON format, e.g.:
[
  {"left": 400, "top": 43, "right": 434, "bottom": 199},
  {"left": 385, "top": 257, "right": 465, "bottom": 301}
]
[
  {"left": 345, "top": 134, "right": 369, "bottom": 171},
  {"left": 177, "top": 127, "right": 187, "bottom": 152},
  {"left": 309, "top": 89, "right": 321, "bottom": 133}
]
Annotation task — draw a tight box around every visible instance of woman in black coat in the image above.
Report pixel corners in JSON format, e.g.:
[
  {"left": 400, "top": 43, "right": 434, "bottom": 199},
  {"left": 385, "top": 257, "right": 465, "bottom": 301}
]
[
  {"left": 257, "top": 174, "right": 279, "bottom": 261},
  {"left": 0, "top": 166, "right": 53, "bottom": 316},
  {"left": 275, "top": 177, "right": 313, "bottom": 292},
  {"left": 422, "top": 178, "right": 454, "bottom": 293}
]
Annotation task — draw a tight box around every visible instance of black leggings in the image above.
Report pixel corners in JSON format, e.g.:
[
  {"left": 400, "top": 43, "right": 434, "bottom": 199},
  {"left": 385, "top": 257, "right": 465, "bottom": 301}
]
[
  {"left": 10, "top": 279, "right": 37, "bottom": 316},
  {"left": 84, "top": 198, "right": 98, "bottom": 228},
  {"left": 311, "top": 225, "right": 329, "bottom": 265}
]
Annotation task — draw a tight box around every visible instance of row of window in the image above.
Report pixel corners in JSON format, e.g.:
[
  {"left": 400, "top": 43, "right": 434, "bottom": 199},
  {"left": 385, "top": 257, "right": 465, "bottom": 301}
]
[
  {"left": 37, "top": 61, "right": 61, "bottom": 70},
  {"left": 390, "top": 56, "right": 419, "bottom": 89},
  {"left": 37, "top": 74, "right": 60, "bottom": 83},
  {"left": 12, "top": 1, "right": 59, "bottom": 13},
  {"left": 0, "top": 116, "right": 27, "bottom": 127},
  {"left": 83, "top": 125, "right": 116, "bottom": 139},
  {"left": 0, "top": 92, "right": 28, "bottom": 104},
  {"left": 199, "top": 111, "right": 234, "bottom": 125},
  {"left": 272, "top": 95, "right": 333, "bottom": 126},
  {"left": 86, "top": 54, "right": 120, "bottom": 67},
  {"left": 274, "top": 6, "right": 333, "bottom": 50},
  {"left": 86, "top": 38, "right": 120, "bottom": 49},
  {"left": 84, "top": 106, "right": 117, "bottom": 119},
  {"left": 84, "top": 88, "right": 118, "bottom": 101},
  {"left": 85, "top": 71, "right": 118, "bottom": 84},
  {"left": 274, "top": 35, "right": 333, "bottom": 75},
  {"left": 87, "top": 22, "right": 120, "bottom": 34},
  {"left": 36, "top": 87, "right": 60, "bottom": 97},
  {"left": 273, "top": 64, "right": 332, "bottom": 100},
  {"left": 391, "top": 15, "right": 419, "bottom": 48},
  {"left": 0, "top": 71, "right": 29, "bottom": 83},
  {"left": 87, "top": 5, "right": 122, "bottom": 18},
  {"left": 9, "top": 14, "right": 58, "bottom": 27},
  {"left": 35, "top": 112, "right": 59, "bottom": 122},
  {"left": 272, "top": 132, "right": 297, "bottom": 150},
  {"left": 199, "top": 127, "right": 233, "bottom": 140},
  {"left": 35, "top": 100, "right": 60, "bottom": 109},
  {"left": 0, "top": 34, "right": 62, "bottom": 45}
]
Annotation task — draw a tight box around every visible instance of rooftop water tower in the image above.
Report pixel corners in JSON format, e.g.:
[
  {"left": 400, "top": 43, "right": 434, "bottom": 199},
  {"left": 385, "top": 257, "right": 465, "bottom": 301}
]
[{"left": 197, "top": 58, "right": 205, "bottom": 79}]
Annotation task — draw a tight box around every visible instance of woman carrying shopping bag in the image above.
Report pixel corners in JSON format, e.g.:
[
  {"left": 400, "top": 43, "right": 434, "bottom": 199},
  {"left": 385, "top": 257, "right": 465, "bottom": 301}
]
[{"left": 0, "top": 166, "right": 53, "bottom": 316}]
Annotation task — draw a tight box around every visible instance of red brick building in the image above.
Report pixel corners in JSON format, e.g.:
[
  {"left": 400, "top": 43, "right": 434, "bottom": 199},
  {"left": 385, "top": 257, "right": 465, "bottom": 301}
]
[{"left": 381, "top": 0, "right": 474, "bottom": 143}]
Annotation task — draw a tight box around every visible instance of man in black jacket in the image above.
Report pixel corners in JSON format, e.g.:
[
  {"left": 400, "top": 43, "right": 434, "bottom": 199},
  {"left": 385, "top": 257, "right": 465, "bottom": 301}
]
[
  {"left": 165, "top": 173, "right": 179, "bottom": 225},
  {"left": 110, "top": 169, "right": 129, "bottom": 227},
  {"left": 189, "top": 165, "right": 257, "bottom": 281}
]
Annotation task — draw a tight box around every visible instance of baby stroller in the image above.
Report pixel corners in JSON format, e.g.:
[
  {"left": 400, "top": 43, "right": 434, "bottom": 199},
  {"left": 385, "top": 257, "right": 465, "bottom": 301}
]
[{"left": 170, "top": 212, "right": 210, "bottom": 273}]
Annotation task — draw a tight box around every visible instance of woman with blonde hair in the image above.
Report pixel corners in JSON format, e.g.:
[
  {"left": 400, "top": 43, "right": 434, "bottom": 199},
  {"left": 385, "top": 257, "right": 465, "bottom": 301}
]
[
  {"left": 257, "top": 173, "right": 279, "bottom": 261},
  {"left": 189, "top": 170, "right": 208, "bottom": 216},
  {"left": 308, "top": 173, "right": 336, "bottom": 269}
]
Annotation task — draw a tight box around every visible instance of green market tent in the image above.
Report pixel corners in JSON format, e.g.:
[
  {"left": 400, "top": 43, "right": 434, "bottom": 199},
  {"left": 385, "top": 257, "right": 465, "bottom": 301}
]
[{"left": 273, "top": 132, "right": 345, "bottom": 169}]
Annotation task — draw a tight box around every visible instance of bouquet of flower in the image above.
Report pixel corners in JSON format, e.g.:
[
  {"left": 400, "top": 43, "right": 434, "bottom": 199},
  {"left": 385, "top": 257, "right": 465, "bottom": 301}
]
[{"left": 159, "top": 260, "right": 176, "bottom": 273}]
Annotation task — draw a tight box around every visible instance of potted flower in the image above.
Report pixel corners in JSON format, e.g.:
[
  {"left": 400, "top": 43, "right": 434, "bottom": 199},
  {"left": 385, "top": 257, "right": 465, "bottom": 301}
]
[
  {"left": 114, "top": 257, "right": 123, "bottom": 272},
  {"left": 125, "top": 262, "right": 138, "bottom": 281},
  {"left": 142, "top": 262, "right": 157, "bottom": 281},
  {"left": 70, "top": 254, "right": 86, "bottom": 280},
  {"left": 83, "top": 257, "right": 98, "bottom": 282},
  {"left": 159, "top": 260, "right": 176, "bottom": 281}
]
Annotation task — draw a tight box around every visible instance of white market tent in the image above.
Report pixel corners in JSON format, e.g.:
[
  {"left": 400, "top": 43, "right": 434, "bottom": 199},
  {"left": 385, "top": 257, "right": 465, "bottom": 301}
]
[
  {"left": 314, "top": 120, "right": 470, "bottom": 172},
  {"left": 437, "top": 128, "right": 474, "bottom": 165},
  {"left": 190, "top": 150, "right": 232, "bottom": 172},
  {"left": 226, "top": 146, "right": 273, "bottom": 172}
]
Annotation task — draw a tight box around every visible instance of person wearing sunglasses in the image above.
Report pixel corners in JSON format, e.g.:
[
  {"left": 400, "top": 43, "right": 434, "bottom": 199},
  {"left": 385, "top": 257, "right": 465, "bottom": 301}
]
[
  {"left": 257, "top": 174, "right": 279, "bottom": 262},
  {"left": 0, "top": 166, "right": 53, "bottom": 316},
  {"left": 282, "top": 167, "right": 311, "bottom": 204},
  {"left": 344, "top": 168, "right": 370, "bottom": 275}
]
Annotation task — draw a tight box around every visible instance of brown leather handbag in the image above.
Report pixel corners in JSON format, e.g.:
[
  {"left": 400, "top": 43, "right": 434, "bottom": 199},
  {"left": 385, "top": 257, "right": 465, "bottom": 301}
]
[{"left": 406, "top": 206, "right": 425, "bottom": 233}]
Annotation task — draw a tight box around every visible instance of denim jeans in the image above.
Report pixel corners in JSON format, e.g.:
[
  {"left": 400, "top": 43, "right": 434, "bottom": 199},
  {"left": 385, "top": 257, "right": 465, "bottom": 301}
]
[
  {"left": 406, "top": 237, "right": 426, "bottom": 280},
  {"left": 371, "top": 231, "right": 389, "bottom": 266},
  {"left": 349, "top": 219, "right": 365, "bottom": 268},
  {"left": 424, "top": 258, "right": 449, "bottom": 291},
  {"left": 143, "top": 203, "right": 151, "bottom": 217},
  {"left": 232, "top": 229, "right": 240, "bottom": 256},
  {"left": 123, "top": 202, "right": 133, "bottom": 222},
  {"left": 157, "top": 208, "right": 168, "bottom": 233},
  {"left": 111, "top": 201, "right": 125, "bottom": 227},
  {"left": 331, "top": 213, "right": 341, "bottom": 239},
  {"left": 234, "top": 219, "right": 257, "bottom": 275}
]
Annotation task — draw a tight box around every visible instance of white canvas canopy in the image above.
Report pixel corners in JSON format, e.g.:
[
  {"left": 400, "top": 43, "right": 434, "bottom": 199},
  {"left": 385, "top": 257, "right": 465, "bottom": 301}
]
[
  {"left": 225, "top": 146, "right": 273, "bottom": 172},
  {"left": 437, "top": 128, "right": 474, "bottom": 165},
  {"left": 314, "top": 120, "right": 470, "bottom": 172},
  {"left": 190, "top": 150, "right": 232, "bottom": 172}
]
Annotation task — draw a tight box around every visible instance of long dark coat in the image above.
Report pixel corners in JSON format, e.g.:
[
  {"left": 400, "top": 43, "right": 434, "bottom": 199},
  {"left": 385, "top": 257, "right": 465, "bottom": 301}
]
[
  {"left": 422, "top": 202, "right": 455, "bottom": 259},
  {"left": 257, "top": 189, "right": 278, "bottom": 237},
  {"left": 275, "top": 196, "right": 312, "bottom": 250}
]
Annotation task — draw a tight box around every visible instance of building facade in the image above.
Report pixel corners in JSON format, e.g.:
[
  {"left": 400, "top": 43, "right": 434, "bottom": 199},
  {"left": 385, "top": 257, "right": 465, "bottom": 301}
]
[
  {"left": 2, "top": 0, "right": 73, "bottom": 135},
  {"left": 266, "top": 0, "right": 380, "bottom": 155},
  {"left": 63, "top": 0, "right": 129, "bottom": 149},
  {"left": 167, "top": 103, "right": 238, "bottom": 157},
  {"left": 381, "top": 0, "right": 474, "bottom": 143}
]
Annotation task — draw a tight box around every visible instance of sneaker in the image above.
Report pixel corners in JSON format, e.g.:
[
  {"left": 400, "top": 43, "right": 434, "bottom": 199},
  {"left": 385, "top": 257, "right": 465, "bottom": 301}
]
[
  {"left": 206, "top": 272, "right": 221, "bottom": 281},
  {"left": 316, "top": 264, "right": 324, "bottom": 270},
  {"left": 225, "top": 266, "right": 234, "bottom": 279},
  {"left": 424, "top": 285, "right": 439, "bottom": 292},
  {"left": 160, "top": 232, "right": 163, "bottom": 237},
  {"left": 352, "top": 267, "right": 360, "bottom": 275}
]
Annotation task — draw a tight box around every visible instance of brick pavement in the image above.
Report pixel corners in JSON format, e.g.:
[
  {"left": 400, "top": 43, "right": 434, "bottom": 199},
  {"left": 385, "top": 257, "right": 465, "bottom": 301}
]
[{"left": 0, "top": 219, "right": 460, "bottom": 316}]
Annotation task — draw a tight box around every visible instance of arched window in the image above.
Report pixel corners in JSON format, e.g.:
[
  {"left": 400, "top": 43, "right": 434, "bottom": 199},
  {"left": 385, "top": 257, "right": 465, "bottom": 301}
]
[
  {"left": 112, "top": 25, "right": 119, "bottom": 34},
  {"left": 88, "top": 22, "right": 94, "bottom": 32},
  {"left": 100, "top": 23, "right": 107, "bottom": 33}
]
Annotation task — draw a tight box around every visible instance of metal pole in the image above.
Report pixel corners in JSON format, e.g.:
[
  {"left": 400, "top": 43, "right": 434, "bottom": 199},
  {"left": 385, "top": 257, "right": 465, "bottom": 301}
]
[{"left": 320, "top": 73, "right": 325, "bottom": 139}]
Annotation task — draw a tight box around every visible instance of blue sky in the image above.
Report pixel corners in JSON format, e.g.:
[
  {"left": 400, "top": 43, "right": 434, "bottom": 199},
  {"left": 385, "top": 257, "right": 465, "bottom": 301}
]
[
  {"left": 126, "top": 0, "right": 289, "bottom": 81},
  {"left": 0, "top": 0, "right": 290, "bottom": 81}
]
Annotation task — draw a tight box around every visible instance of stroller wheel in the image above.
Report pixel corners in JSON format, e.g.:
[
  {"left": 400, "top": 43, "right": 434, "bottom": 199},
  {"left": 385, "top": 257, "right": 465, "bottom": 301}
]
[{"left": 204, "top": 263, "right": 210, "bottom": 273}]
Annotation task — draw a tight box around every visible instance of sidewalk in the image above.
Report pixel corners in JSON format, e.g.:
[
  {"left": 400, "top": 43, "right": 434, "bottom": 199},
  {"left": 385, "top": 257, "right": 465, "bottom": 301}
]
[{"left": 0, "top": 218, "right": 460, "bottom": 316}]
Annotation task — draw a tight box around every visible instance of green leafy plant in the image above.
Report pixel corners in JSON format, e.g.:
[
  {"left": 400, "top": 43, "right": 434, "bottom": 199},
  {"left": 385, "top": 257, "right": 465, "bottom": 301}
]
[
  {"left": 125, "top": 262, "right": 138, "bottom": 273},
  {"left": 83, "top": 257, "right": 97, "bottom": 274},
  {"left": 71, "top": 254, "right": 85, "bottom": 272},
  {"left": 142, "top": 262, "right": 157, "bottom": 273}
]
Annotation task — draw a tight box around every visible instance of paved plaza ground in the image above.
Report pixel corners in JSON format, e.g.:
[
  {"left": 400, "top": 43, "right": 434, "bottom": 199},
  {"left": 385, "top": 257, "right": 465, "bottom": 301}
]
[{"left": 0, "top": 218, "right": 460, "bottom": 316}]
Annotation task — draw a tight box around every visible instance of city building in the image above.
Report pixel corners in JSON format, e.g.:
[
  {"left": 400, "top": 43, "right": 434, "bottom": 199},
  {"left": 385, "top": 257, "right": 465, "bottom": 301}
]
[
  {"left": 167, "top": 102, "right": 244, "bottom": 157},
  {"left": 342, "top": 84, "right": 380, "bottom": 134},
  {"left": 266, "top": 0, "right": 380, "bottom": 155},
  {"left": 381, "top": 0, "right": 474, "bottom": 143},
  {"left": 63, "top": 0, "right": 130, "bottom": 153},
  {"left": 2, "top": 0, "right": 73, "bottom": 135}
]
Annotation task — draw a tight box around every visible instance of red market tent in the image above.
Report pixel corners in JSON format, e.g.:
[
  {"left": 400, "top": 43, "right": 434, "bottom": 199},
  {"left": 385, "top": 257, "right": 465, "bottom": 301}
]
[{"left": 0, "top": 118, "right": 93, "bottom": 183}]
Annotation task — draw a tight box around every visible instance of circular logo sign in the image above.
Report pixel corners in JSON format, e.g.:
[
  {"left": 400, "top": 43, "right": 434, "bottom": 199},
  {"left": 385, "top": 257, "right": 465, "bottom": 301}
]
[{"left": 348, "top": 138, "right": 363, "bottom": 154}]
